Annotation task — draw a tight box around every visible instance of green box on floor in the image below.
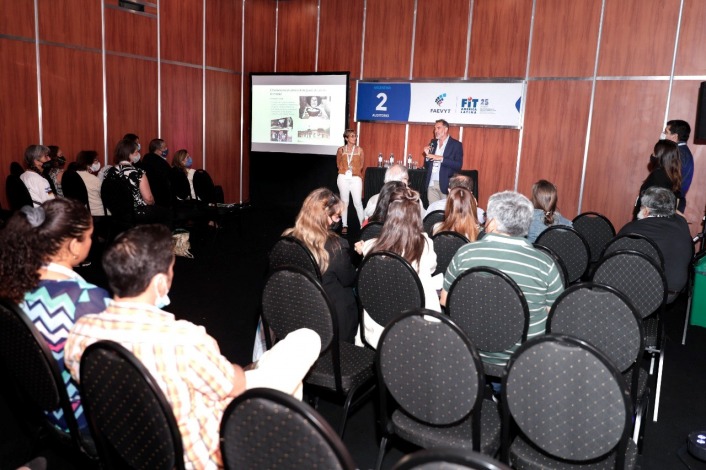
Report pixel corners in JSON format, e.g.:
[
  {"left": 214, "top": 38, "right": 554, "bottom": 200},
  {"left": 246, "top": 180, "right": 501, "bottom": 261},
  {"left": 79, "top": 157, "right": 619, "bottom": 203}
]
[{"left": 691, "top": 252, "right": 706, "bottom": 327}]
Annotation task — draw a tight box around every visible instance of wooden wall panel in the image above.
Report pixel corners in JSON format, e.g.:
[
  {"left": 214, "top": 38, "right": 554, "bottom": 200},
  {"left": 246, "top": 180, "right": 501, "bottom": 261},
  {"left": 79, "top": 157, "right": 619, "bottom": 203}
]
[
  {"left": 668, "top": 80, "right": 705, "bottom": 235},
  {"left": 105, "top": 55, "right": 158, "bottom": 160},
  {"left": 529, "top": 0, "right": 601, "bottom": 77},
  {"left": 276, "top": 0, "right": 317, "bottom": 72},
  {"left": 206, "top": 70, "right": 241, "bottom": 202},
  {"left": 161, "top": 0, "right": 203, "bottom": 65},
  {"left": 206, "top": 0, "right": 241, "bottom": 71},
  {"left": 359, "top": 122, "right": 407, "bottom": 178},
  {"left": 0, "top": 0, "right": 34, "bottom": 38},
  {"left": 675, "top": 0, "right": 706, "bottom": 76},
  {"left": 105, "top": 6, "right": 157, "bottom": 57},
  {"left": 518, "top": 81, "right": 592, "bottom": 218},
  {"left": 160, "top": 63, "right": 203, "bottom": 165},
  {"left": 460, "top": 128, "right": 519, "bottom": 206},
  {"left": 318, "top": 0, "right": 364, "bottom": 77},
  {"left": 40, "top": 45, "right": 103, "bottom": 161},
  {"left": 362, "top": 0, "right": 414, "bottom": 78},
  {"left": 468, "top": 0, "right": 532, "bottom": 78},
  {"left": 412, "top": 0, "right": 469, "bottom": 79},
  {"left": 38, "top": 0, "right": 101, "bottom": 49},
  {"left": 582, "top": 80, "right": 669, "bottom": 229},
  {"left": 598, "top": 0, "right": 680, "bottom": 76}
]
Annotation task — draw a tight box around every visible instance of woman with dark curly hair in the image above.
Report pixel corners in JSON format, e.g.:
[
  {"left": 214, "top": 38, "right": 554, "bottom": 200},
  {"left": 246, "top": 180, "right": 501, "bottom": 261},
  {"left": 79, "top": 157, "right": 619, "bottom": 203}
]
[{"left": 0, "top": 198, "right": 109, "bottom": 434}]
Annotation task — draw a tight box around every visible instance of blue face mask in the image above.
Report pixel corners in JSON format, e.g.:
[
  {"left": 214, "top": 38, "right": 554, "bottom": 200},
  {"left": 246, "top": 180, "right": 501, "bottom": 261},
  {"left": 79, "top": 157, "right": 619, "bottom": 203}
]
[
  {"left": 161, "top": 149, "right": 169, "bottom": 158},
  {"left": 185, "top": 157, "right": 193, "bottom": 168}
]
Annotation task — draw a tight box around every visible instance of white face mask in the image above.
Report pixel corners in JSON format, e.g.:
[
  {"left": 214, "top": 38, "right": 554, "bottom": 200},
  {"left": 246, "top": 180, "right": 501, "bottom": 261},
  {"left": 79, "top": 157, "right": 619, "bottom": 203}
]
[
  {"left": 90, "top": 161, "right": 101, "bottom": 173},
  {"left": 659, "top": 132, "right": 667, "bottom": 140},
  {"left": 154, "top": 278, "right": 171, "bottom": 309},
  {"left": 130, "top": 154, "right": 141, "bottom": 164}
]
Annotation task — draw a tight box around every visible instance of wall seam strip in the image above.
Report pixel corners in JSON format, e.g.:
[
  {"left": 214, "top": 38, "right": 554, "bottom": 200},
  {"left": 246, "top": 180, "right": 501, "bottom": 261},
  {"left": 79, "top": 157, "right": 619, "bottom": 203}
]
[
  {"left": 157, "top": 0, "right": 161, "bottom": 136},
  {"left": 274, "top": 1, "right": 279, "bottom": 72},
  {"left": 405, "top": 0, "right": 419, "bottom": 158},
  {"left": 101, "top": 0, "right": 108, "bottom": 164},
  {"left": 460, "top": 0, "right": 474, "bottom": 144},
  {"left": 315, "top": 0, "right": 321, "bottom": 72},
  {"left": 357, "top": 0, "right": 367, "bottom": 143},
  {"left": 203, "top": 0, "right": 207, "bottom": 170},
  {"left": 240, "top": 0, "right": 245, "bottom": 203},
  {"left": 33, "top": 0, "right": 43, "bottom": 143},
  {"left": 663, "top": 0, "right": 685, "bottom": 126}
]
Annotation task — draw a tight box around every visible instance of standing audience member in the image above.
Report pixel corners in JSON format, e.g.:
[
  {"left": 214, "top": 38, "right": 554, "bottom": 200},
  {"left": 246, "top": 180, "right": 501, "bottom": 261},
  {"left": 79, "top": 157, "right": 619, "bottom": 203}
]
[
  {"left": 527, "top": 179, "right": 573, "bottom": 242},
  {"left": 441, "top": 191, "right": 563, "bottom": 368},
  {"left": 619, "top": 187, "right": 692, "bottom": 303},
  {"left": 355, "top": 186, "right": 440, "bottom": 348},
  {"left": 20, "top": 145, "right": 55, "bottom": 206},
  {"left": 283, "top": 188, "right": 359, "bottom": 342},
  {"left": 74, "top": 150, "right": 106, "bottom": 217},
  {"left": 635, "top": 139, "right": 682, "bottom": 218},
  {"left": 335, "top": 129, "right": 365, "bottom": 235},
  {"left": 44, "top": 146, "right": 66, "bottom": 197},
  {"left": 423, "top": 119, "right": 464, "bottom": 204},
  {"left": 432, "top": 185, "right": 480, "bottom": 241},
  {"left": 661, "top": 119, "right": 693, "bottom": 212},
  {"left": 0, "top": 199, "right": 109, "bottom": 434},
  {"left": 64, "top": 224, "right": 321, "bottom": 469}
]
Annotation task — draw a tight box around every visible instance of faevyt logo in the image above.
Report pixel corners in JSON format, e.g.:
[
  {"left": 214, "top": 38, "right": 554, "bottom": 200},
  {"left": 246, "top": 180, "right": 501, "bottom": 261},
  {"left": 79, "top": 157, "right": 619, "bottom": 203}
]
[{"left": 430, "top": 93, "right": 451, "bottom": 114}]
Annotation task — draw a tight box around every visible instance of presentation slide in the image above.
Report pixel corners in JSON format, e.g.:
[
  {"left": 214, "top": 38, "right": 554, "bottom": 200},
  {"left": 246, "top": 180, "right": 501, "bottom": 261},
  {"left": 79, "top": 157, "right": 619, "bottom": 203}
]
[{"left": 251, "top": 73, "right": 349, "bottom": 155}]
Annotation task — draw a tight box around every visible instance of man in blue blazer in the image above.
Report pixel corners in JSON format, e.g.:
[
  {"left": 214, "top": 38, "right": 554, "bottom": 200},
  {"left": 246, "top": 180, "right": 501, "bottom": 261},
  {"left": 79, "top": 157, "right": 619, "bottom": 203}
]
[{"left": 423, "top": 119, "right": 464, "bottom": 204}]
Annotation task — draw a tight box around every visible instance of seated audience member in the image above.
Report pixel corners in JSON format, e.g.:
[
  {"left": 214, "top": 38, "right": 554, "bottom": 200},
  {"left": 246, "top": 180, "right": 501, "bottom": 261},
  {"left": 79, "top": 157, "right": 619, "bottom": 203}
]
[
  {"left": 20, "top": 145, "right": 55, "bottom": 206},
  {"left": 65, "top": 224, "right": 321, "bottom": 469},
  {"left": 424, "top": 174, "right": 486, "bottom": 224},
  {"left": 140, "top": 138, "right": 173, "bottom": 207},
  {"left": 366, "top": 180, "right": 405, "bottom": 226},
  {"left": 364, "top": 164, "right": 410, "bottom": 218},
  {"left": 0, "top": 199, "right": 109, "bottom": 433},
  {"left": 171, "top": 149, "right": 197, "bottom": 200},
  {"left": 74, "top": 150, "right": 106, "bottom": 217},
  {"left": 432, "top": 185, "right": 480, "bottom": 241},
  {"left": 441, "top": 191, "right": 563, "bottom": 368},
  {"left": 283, "top": 188, "right": 358, "bottom": 342},
  {"left": 44, "top": 146, "right": 66, "bottom": 197},
  {"left": 619, "top": 187, "right": 692, "bottom": 303},
  {"left": 634, "top": 139, "right": 682, "bottom": 218},
  {"left": 527, "top": 179, "right": 573, "bottom": 242},
  {"left": 355, "top": 186, "right": 440, "bottom": 348}
]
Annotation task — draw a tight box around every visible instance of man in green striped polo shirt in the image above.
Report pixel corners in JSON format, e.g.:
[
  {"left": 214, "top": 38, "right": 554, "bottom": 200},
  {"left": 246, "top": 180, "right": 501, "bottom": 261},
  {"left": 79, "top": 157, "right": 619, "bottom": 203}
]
[{"left": 440, "top": 191, "right": 564, "bottom": 368}]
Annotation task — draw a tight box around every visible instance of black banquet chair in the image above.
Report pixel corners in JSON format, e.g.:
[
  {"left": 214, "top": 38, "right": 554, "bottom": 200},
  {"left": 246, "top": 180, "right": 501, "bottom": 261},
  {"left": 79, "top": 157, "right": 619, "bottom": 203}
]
[
  {"left": 532, "top": 243, "right": 568, "bottom": 288},
  {"left": 220, "top": 388, "right": 356, "bottom": 470},
  {"left": 601, "top": 233, "right": 665, "bottom": 271},
  {"left": 572, "top": 211, "right": 615, "bottom": 263},
  {"left": 79, "top": 340, "right": 185, "bottom": 470},
  {"left": 393, "top": 448, "right": 512, "bottom": 470},
  {"left": 376, "top": 309, "right": 501, "bottom": 470},
  {"left": 61, "top": 170, "right": 91, "bottom": 209},
  {"left": 431, "top": 230, "right": 469, "bottom": 276},
  {"left": 359, "top": 221, "right": 383, "bottom": 241},
  {"left": 501, "top": 334, "right": 637, "bottom": 469},
  {"left": 6, "top": 174, "right": 34, "bottom": 210},
  {"left": 445, "top": 267, "right": 529, "bottom": 379},
  {"left": 268, "top": 235, "right": 322, "bottom": 279},
  {"left": 534, "top": 225, "right": 590, "bottom": 284},
  {"left": 422, "top": 210, "right": 445, "bottom": 236},
  {"left": 0, "top": 298, "right": 97, "bottom": 463},
  {"left": 355, "top": 251, "right": 425, "bottom": 349},
  {"left": 261, "top": 266, "right": 375, "bottom": 437}
]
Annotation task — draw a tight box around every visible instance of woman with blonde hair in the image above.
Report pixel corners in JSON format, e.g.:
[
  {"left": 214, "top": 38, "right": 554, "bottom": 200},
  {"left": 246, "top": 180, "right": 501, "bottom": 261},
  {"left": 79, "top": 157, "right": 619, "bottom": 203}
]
[
  {"left": 432, "top": 186, "right": 480, "bottom": 241},
  {"left": 283, "top": 188, "right": 358, "bottom": 342},
  {"left": 527, "top": 179, "right": 572, "bottom": 242}
]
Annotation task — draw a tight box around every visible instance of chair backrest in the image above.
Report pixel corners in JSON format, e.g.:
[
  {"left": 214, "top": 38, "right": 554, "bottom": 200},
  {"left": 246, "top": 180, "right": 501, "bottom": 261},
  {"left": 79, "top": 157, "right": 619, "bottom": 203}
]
[
  {"left": 422, "top": 210, "right": 445, "bottom": 236},
  {"left": 532, "top": 244, "right": 568, "bottom": 288},
  {"left": 6, "top": 174, "right": 33, "bottom": 210},
  {"left": 547, "top": 283, "right": 644, "bottom": 405},
  {"left": 193, "top": 169, "right": 218, "bottom": 203},
  {"left": 392, "top": 448, "right": 512, "bottom": 470},
  {"left": 572, "top": 212, "right": 616, "bottom": 263},
  {"left": 268, "top": 236, "right": 322, "bottom": 280},
  {"left": 431, "top": 230, "right": 469, "bottom": 276},
  {"left": 100, "top": 177, "right": 135, "bottom": 223},
  {"left": 359, "top": 221, "right": 383, "bottom": 241},
  {"left": 377, "top": 309, "right": 485, "bottom": 448},
  {"left": 0, "top": 299, "right": 90, "bottom": 457},
  {"left": 220, "top": 388, "right": 356, "bottom": 470},
  {"left": 61, "top": 170, "right": 90, "bottom": 208},
  {"left": 80, "top": 340, "right": 185, "bottom": 470},
  {"left": 601, "top": 233, "right": 665, "bottom": 269},
  {"left": 590, "top": 250, "right": 667, "bottom": 319},
  {"left": 446, "top": 267, "right": 530, "bottom": 356},
  {"left": 356, "top": 251, "right": 425, "bottom": 329},
  {"left": 535, "top": 226, "right": 590, "bottom": 284},
  {"left": 502, "top": 334, "right": 632, "bottom": 465}
]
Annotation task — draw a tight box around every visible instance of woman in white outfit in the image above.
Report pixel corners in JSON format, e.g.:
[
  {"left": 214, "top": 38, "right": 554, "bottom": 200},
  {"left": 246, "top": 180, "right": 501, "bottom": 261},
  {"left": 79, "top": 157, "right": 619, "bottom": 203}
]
[{"left": 335, "top": 129, "right": 365, "bottom": 235}]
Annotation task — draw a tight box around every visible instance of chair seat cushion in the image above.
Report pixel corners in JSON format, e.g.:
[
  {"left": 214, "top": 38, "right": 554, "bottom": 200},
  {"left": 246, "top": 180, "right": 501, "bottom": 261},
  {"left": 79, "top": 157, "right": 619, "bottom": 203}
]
[
  {"left": 305, "top": 341, "right": 375, "bottom": 392},
  {"left": 391, "top": 398, "right": 501, "bottom": 456},
  {"left": 510, "top": 435, "right": 637, "bottom": 470}
]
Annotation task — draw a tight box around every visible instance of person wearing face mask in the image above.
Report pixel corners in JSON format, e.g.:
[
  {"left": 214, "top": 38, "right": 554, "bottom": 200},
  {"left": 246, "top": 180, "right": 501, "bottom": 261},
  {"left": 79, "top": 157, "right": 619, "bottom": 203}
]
[
  {"left": 65, "top": 224, "right": 321, "bottom": 469},
  {"left": 140, "top": 138, "right": 174, "bottom": 208},
  {"left": 74, "top": 150, "right": 107, "bottom": 217},
  {"left": 20, "top": 144, "right": 55, "bottom": 206},
  {"left": 171, "top": 149, "right": 197, "bottom": 200},
  {"left": 282, "top": 188, "right": 359, "bottom": 342}
]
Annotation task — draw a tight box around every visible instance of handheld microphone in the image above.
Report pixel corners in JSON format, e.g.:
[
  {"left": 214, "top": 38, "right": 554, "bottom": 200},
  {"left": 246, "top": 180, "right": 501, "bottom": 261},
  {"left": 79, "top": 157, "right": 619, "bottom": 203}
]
[{"left": 427, "top": 139, "right": 437, "bottom": 160}]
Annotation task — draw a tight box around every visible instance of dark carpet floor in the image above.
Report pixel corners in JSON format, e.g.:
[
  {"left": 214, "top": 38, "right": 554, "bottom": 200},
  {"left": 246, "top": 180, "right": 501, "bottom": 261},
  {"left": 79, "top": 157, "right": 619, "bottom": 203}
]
[{"left": 2, "top": 204, "right": 706, "bottom": 469}]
